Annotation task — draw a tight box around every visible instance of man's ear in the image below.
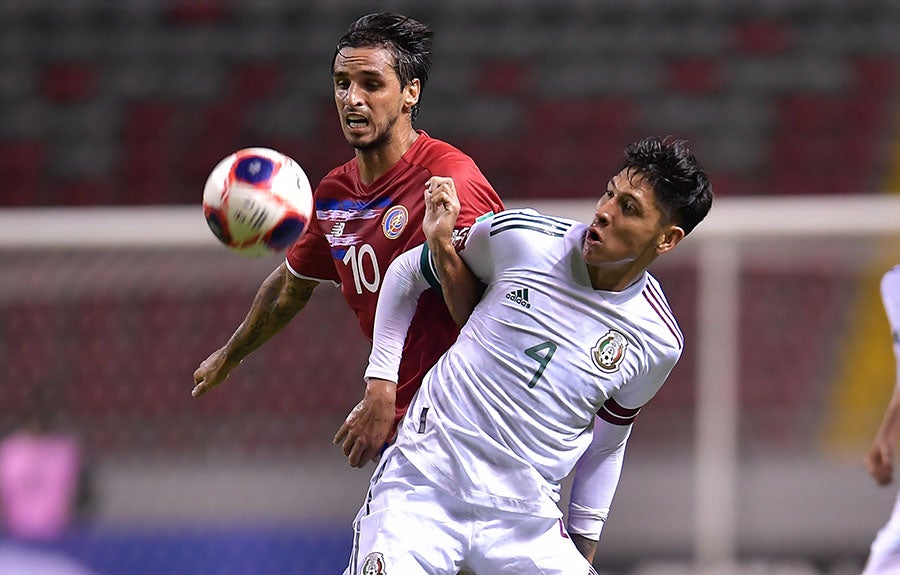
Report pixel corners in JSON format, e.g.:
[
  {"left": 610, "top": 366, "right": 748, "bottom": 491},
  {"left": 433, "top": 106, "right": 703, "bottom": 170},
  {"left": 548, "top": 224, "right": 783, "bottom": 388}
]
[
  {"left": 656, "top": 225, "right": 685, "bottom": 255},
  {"left": 402, "top": 78, "right": 421, "bottom": 113}
]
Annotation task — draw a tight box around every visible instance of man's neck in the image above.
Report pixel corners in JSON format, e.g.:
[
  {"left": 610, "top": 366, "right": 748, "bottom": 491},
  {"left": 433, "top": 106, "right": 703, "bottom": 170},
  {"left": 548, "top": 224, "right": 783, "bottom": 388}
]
[
  {"left": 587, "top": 260, "right": 650, "bottom": 292},
  {"left": 357, "top": 129, "right": 420, "bottom": 185}
]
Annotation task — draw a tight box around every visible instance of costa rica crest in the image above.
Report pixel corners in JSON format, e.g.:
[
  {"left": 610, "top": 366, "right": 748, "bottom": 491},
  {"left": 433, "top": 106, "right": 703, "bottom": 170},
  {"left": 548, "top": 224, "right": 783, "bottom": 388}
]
[
  {"left": 592, "top": 330, "right": 628, "bottom": 373},
  {"left": 382, "top": 205, "right": 408, "bottom": 239}
]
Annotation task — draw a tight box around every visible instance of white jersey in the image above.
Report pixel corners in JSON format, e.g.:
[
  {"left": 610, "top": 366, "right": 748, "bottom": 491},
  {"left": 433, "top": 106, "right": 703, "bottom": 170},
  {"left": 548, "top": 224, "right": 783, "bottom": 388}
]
[
  {"left": 882, "top": 266, "right": 900, "bottom": 391},
  {"left": 861, "top": 265, "right": 900, "bottom": 575},
  {"left": 367, "top": 209, "right": 683, "bottom": 519}
]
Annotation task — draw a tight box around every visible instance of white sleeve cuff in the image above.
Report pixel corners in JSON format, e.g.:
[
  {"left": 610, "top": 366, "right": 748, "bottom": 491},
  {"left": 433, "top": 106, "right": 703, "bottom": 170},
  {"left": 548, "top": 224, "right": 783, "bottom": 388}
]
[{"left": 567, "top": 502, "right": 607, "bottom": 540}]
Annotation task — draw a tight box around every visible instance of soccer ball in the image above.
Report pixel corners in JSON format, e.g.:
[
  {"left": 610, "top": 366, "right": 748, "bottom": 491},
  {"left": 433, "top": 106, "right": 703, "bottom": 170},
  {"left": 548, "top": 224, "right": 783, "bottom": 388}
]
[{"left": 202, "top": 147, "right": 314, "bottom": 257}]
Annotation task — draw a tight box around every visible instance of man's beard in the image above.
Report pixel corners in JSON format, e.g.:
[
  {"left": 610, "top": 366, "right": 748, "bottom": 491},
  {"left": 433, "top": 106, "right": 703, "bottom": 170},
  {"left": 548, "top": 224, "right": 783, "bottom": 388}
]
[{"left": 350, "top": 115, "right": 398, "bottom": 152}]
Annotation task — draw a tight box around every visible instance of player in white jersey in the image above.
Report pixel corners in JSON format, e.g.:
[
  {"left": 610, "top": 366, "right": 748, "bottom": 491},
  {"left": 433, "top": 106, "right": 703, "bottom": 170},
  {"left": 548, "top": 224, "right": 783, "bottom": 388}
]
[
  {"left": 345, "top": 136, "right": 713, "bottom": 574},
  {"left": 862, "top": 265, "right": 900, "bottom": 574}
]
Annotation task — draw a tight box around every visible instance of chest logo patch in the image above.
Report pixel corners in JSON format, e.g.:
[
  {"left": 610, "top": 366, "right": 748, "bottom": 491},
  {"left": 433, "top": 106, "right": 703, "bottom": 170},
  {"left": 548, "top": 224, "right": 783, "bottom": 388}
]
[
  {"left": 382, "top": 205, "right": 409, "bottom": 240},
  {"left": 591, "top": 330, "right": 628, "bottom": 373},
  {"left": 362, "top": 552, "right": 387, "bottom": 575}
]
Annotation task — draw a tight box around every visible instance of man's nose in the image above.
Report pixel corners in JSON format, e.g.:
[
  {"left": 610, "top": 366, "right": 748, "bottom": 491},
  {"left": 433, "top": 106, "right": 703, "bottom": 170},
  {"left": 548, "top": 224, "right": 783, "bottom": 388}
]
[{"left": 345, "top": 83, "right": 364, "bottom": 105}]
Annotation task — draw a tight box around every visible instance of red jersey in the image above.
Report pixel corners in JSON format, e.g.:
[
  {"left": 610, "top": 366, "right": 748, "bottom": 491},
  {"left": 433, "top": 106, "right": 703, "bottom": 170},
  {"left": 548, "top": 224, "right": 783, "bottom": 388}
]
[{"left": 286, "top": 131, "right": 504, "bottom": 427}]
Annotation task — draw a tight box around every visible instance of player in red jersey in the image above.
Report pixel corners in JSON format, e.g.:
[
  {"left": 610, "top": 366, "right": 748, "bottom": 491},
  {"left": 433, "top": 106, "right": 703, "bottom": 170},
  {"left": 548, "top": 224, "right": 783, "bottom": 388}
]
[{"left": 191, "top": 13, "right": 503, "bottom": 468}]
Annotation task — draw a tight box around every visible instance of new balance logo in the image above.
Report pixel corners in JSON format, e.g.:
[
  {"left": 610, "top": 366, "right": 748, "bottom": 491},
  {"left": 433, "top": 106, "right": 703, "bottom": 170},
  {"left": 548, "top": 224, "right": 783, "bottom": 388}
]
[{"left": 505, "top": 287, "right": 531, "bottom": 309}]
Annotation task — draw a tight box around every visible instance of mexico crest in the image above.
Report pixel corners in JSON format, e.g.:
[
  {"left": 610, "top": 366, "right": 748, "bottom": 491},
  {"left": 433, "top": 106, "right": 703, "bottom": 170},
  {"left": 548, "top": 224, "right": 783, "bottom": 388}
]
[
  {"left": 361, "top": 552, "right": 387, "bottom": 575},
  {"left": 591, "top": 330, "right": 628, "bottom": 373},
  {"left": 382, "top": 205, "right": 409, "bottom": 239}
]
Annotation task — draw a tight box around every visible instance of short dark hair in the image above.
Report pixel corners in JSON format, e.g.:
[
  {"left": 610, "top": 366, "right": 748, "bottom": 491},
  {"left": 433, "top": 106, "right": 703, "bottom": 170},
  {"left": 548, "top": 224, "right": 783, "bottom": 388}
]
[
  {"left": 621, "top": 136, "right": 713, "bottom": 236},
  {"left": 334, "top": 13, "right": 434, "bottom": 124}
]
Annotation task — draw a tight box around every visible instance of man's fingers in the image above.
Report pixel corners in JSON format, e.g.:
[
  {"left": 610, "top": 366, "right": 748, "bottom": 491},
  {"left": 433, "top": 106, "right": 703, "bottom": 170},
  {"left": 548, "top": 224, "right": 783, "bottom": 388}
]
[
  {"left": 339, "top": 434, "right": 379, "bottom": 468},
  {"left": 348, "top": 444, "right": 364, "bottom": 468},
  {"left": 426, "top": 190, "right": 454, "bottom": 211},
  {"left": 341, "top": 434, "right": 355, "bottom": 456},
  {"left": 333, "top": 422, "right": 349, "bottom": 444},
  {"left": 425, "top": 177, "right": 456, "bottom": 197},
  {"left": 349, "top": 441, "right": 377, "bottom": 468},
  {"left": 191, "top": 381, "right": 207, "bottom": 398}
]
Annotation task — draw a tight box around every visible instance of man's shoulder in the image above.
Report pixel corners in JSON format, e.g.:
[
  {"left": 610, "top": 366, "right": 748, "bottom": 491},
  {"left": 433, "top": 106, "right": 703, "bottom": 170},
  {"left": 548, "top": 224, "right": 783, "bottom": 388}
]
[
  {"left": 634, "top": 273, "right": 684, "bottom": 354},
  {"left": 460, "top": 209, "right": 578, "bottom": 263},
  {"left": 483, "top": 209, "right": 579, "bottom": 237},
  {"left": 408, "top": 132, "right": 476, "bottom": 169}
]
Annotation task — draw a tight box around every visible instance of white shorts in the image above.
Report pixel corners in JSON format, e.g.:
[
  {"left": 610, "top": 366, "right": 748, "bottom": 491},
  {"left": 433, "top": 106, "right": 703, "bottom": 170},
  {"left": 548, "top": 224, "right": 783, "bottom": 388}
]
[{"left": 343, "top": 447, "right": 597, "bottom": 575}]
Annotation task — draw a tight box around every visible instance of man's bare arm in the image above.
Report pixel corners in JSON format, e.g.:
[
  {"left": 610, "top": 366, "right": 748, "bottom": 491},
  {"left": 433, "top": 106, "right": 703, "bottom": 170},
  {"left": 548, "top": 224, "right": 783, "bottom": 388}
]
[
  {"left": 192, "top": 262, "right": 318, "bottom": 397},
  {"left": 423, "top": 176, "right": 482, "bottom": 326},
  {"left": 571, "top": 534, "right": 598, "bottom": 564}
]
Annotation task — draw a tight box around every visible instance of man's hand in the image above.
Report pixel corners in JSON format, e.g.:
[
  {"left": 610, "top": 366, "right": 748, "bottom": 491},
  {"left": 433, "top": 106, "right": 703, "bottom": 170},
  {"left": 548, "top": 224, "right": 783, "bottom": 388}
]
[
  {"left": 192, "top": 347, "right": 240, "bottom": 398},
  {"left": 865, "top": 389, "right": 900, "bottom": 487},
  {"left": 424, "top": 176, "right": 460, "bottom": 247},
  {"left": 333, "top": 378, "right": 397, "bottom": 468},
  {"left": 865, "top": 436, "right": 894, "bottom": 486}
]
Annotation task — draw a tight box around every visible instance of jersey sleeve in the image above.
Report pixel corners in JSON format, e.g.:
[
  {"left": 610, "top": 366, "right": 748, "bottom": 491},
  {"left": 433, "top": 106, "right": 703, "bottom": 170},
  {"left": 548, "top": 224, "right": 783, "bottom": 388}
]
[
  {"left": 284, "top": 207, "right": 340, "bottom": 284},
  {"left": 881, "top": 266, "right": 900, "bottom": 388},
  {"left": 601, "top": 343, "right": 680, "bottom": 424},
  {"left": 415, "top": 212, "right": 497, "bottom": 292},
  {"left": 364, "top": 245, "right": 432, "bottom": 383},
  {"left": 452, "top": 211, "right": 497, "bottom": 284},
  {"left": 569, "top": 332, "right": 681, "bottom": 538},
  {"left": 426, "top": 151, "right": 504, "bottom": 235},
  {"left": 567, "top": 416, "right": 632, "bottom": 540},
  {"left": 365, "top": 214, "right": 498, "bottom": 382}
]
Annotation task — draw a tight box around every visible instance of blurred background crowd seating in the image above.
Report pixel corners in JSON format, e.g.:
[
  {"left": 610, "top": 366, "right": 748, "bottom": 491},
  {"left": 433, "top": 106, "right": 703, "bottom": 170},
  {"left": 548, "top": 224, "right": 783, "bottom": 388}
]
[{"left": 2, "top": 0, "right": 899, "bottom": 207}]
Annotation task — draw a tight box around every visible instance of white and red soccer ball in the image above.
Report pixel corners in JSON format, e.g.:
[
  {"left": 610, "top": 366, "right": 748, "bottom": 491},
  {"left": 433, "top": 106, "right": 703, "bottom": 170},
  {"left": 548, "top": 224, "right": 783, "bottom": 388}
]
[{"left": 202, "top": 147, "right": 314, "bottom": 257}]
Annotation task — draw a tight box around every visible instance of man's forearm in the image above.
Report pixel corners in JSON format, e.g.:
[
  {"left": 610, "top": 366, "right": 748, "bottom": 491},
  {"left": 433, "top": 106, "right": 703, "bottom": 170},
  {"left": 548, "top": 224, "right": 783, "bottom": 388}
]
[
  {"left": 227, "top": 264, "right": 316, "bottom": 360},
  {"left": 427, "top": 237, "right": 480, "bottom": 327},
  {"left": 571, "top": 533, "right": 597, "bottom": 563},
  {"left": 876, "top": 387, "right": 900, "bottom": 443}
]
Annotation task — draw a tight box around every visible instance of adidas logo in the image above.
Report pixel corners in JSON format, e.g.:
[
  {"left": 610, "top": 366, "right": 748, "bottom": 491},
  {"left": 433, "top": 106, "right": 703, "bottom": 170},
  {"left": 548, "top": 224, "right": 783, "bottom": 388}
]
[{"left": 505, "top": 287, "right": 531, "bottom": 309}]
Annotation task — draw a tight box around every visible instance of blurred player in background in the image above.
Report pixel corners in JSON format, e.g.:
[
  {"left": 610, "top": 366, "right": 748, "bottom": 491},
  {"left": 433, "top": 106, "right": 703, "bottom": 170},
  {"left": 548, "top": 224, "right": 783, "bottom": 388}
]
[
  {"left": 347, "top": 136, "right": 713, "bottom": 573},
  {"left": 862, "top": 265, "right": 900, "bottom": 574},
  {"left": 0, "top": 391, "right": 90, "bottom": 541},
  {"left": 191, "top": 13, "right": 504, "bottom": 467}
]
